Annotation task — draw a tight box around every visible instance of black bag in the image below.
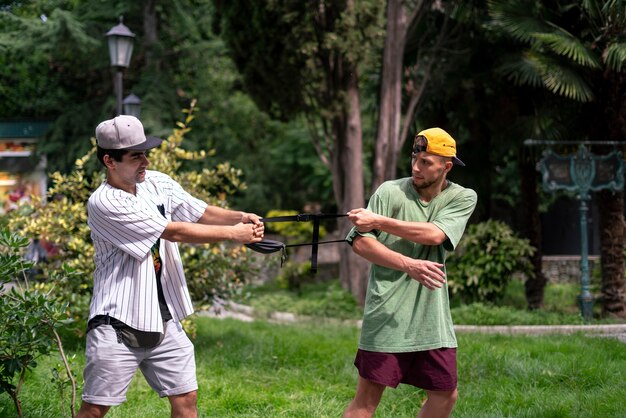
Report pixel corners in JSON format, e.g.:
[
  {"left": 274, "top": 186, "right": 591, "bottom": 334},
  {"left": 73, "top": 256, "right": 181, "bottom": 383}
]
[{"left": 115, "top": 321, "right": 167, "bottom": 349}]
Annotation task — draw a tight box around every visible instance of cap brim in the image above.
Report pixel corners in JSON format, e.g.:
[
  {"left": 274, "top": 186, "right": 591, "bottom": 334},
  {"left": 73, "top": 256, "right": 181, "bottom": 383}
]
[
  {"left": 124, "top": 135, "right": 163, "bottom": 150},
  {"left": 452, "top": 157, "right": 465, "bottom": 166}
]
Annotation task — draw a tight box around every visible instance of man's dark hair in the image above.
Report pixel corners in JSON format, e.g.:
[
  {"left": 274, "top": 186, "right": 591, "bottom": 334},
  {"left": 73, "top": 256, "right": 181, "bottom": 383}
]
[{"left": 96, "top": 146, "right": 130, "bottom": 166}]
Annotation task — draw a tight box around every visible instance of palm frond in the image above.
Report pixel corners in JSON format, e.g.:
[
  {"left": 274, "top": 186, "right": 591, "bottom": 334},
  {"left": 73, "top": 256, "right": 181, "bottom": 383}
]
[
  {"left": 604, "top": 42, "right": 626, "bottom": 72},
  {"left": 599, "top": 0, "right": 626, "bottom": 26},
  {"left": 487, "top": 0, "right": 550, "bottom": 43},
  {"left": 534, "top": 55, "right": 595, "bottom": 102},
  {"left": 581, "top": 0, "right": 603, "bottom": 21},
  {"left": 532, "top": 30, "right": 600, "bottom": 69},
  {"left": 496, "top": 52, "right": 544, "bottom": 87}
]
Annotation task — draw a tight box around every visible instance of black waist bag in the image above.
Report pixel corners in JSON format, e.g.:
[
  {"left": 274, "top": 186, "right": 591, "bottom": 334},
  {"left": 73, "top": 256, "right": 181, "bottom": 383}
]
[{"left": 115, "top": 321, "right": 167, "bottom": 349}]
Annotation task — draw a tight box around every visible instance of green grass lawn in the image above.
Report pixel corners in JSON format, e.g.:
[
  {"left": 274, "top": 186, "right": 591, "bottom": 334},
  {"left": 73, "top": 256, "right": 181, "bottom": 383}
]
[{"left": 2, "top": 316, "right": 625, "bottom": 417}]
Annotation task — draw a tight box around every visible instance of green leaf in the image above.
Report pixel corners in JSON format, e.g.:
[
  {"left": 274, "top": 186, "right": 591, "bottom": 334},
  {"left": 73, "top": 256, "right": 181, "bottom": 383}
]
[
  {"left": 538, "top": 59, "right": 595, "bottom": 102},
  {"left": 496, "top": 52, "right": 544, "bottom": 87},
  {"left": 487, "top": 0, "right": 551, "bottom": 43},
  {"left": 532, "top": 30, "right": 600, "bottom": 68},
  {"left": 604, "top": 42, "right": 626, "bottom": 72}
]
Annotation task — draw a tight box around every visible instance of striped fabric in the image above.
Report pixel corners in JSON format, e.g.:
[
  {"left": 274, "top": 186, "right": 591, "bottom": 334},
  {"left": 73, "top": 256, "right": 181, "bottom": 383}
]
[{"left": 87, "top": 170, "right": 208, "bottom": 332}]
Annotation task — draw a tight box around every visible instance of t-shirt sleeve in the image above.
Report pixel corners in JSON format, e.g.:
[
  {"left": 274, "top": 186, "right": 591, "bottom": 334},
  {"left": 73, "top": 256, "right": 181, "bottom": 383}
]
[
  {"left": 432, "top": 189, "right": 477, "bottom": 251},
  {"left": 346, "top": 193, "right": 384, "bottom": 245},
  {"left": 88, "top": 192, "right": 169, "bottom": 261},
  {"left": 165, "top": 176, "right": 208, "bottom": 223}
]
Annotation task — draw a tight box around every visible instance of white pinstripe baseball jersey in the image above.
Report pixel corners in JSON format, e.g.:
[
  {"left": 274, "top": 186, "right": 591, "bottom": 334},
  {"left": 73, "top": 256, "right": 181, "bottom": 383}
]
[{"left": 87, "top": 170, "right": 208, "bottom": 332}]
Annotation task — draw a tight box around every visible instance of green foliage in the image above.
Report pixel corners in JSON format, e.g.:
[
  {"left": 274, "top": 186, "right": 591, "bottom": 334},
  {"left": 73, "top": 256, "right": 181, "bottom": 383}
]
[
  {"left": 531, "top": 30, "right": 600, "bottom": 68},
  {"left": 451, "top": 302, "right": 588, "bottom": 325},
  {"left": 237, "top": 280, "right": 362, "bottom": 321},
  {"left": 0, "top": 1, "right": 346, "bottom": 217},
  {"left": 487, "top": 0, "right": 626, "bottom": 103},
  {"left": 447, "top": 220, "right": 535, "bottom": 304},
  {"left": 605, "top": 42, "right": 626, "bottom": 72},
  {"left": 238, "top": 275, "right": 615, "bottom": 326},
  {"left": 0, "top": 227, "right": 75, "bottom": 418},
  {"left": 275, "top": 261, "right": 313, "bottom": 294},
  {"left": 213, "top": 0, "right": 385, "bottom": 164},
  {"left": 50, "top": 354, "right": 78, "bottom": 418}
]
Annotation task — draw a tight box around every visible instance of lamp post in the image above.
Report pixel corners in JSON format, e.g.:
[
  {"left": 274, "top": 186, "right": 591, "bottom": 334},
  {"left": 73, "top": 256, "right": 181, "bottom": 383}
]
[
  {"left": 106, "top": 17, "right": 135, "bottom": 116},
  {"left": 123, "top": 93, "right": 142, "bottom": 118},
  {"left": 526, "top": 139, "right": 625, "bottom": 320}
]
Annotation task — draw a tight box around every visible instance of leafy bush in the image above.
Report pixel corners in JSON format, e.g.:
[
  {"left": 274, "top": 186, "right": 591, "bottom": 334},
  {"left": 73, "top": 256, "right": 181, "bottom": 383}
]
[
  {"left": 447, "top": 220, "right": 535, "bottom": 304},
  {"left": 275, "top": 260, "right": 318, "bottom": 293},
  {"left": 0, "top": 228, "right": 76, "bottom": 418},
  {"left": 6, "top": 102, "right": 256, "bottom": 330}
]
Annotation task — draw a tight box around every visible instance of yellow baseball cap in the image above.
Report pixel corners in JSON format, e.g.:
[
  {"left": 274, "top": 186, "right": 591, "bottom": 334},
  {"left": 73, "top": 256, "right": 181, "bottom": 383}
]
[{"left": 413, "top": 127, "right": 465, "bottom": 166}]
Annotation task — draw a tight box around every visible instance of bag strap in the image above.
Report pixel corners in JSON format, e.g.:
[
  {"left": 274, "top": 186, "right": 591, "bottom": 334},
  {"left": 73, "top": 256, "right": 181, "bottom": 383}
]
[
  {"left": 260, "top": 213, "right": 347, "bottom": 223},
  {"left": 248, "top": 213, "right": 348, "bottom": 273}
]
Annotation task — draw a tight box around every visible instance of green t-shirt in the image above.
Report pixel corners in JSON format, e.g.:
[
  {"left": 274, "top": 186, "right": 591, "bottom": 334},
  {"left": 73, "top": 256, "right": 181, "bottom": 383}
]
[{"left": 347, "top": 178, "right": 477, "bottom": 352}]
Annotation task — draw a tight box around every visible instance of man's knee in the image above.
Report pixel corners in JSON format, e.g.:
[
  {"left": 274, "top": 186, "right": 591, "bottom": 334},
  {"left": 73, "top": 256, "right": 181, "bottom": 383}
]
[
  {"left": 343, "top": 377, "right": 386, "bottom": 417},
  {"left": 76, "top": 401, "right": 110, "bottom": 418},
  {"left": 169, "top": 390, "right": 198, "bottom": 416},
  {"left": 428, "top": 388, "right": 458, "bottom": 410}
]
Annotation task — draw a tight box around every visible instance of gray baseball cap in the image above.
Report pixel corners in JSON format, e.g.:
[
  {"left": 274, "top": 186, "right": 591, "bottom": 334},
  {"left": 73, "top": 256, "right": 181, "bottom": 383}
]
[{"left": 95, "top": 115, "right": 162, "bottom": 150}]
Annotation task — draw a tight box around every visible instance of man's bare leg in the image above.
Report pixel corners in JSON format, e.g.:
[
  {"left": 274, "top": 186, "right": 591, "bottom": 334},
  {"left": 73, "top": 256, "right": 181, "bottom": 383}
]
[
  {"left": 76, "top": 401, "right": 110, "bottom": 418},
  {"left": 168, "top": 390, "right": 198, "bottom": 418},
  {"left": 417, "top": 389, "right": 458, "bottom": 418},
  {"left": 343, "top": 376, "right": 386, "bottom": 418}
]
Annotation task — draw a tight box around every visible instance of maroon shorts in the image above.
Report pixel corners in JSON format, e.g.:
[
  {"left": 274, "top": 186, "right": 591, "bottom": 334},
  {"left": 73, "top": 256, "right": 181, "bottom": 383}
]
[{"left": 354, "top": 348, "right": 457, "bottom": 391}]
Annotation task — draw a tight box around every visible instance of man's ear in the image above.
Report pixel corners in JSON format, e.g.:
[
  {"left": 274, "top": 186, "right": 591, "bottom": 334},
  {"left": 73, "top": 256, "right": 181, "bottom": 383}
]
[
  {"left": 444, "top": 159, "right": 453, "bottom": 173},
  {"left": 103, "top": 154, "right": 116, "bottom": 169}
]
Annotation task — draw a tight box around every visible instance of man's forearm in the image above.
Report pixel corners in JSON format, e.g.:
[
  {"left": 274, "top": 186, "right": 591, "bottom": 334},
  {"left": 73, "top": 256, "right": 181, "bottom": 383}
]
[
  {"left": 197, "top": 206, "right": 244, "bottom": 226},
  {"left": 352, "top": 236, "right": 410, "bottom": 272},
  {"left": 352, "top": 235, "right": 446, "bottom": 289},
  {"left": 376, "top": 217, "right": 446, "bottom": 245},
  {"left": 348, "top": 208, "right": 446, "bottom": 246},
  {"left": 161, "top": 221, "right": 238, "bottom": 243}
]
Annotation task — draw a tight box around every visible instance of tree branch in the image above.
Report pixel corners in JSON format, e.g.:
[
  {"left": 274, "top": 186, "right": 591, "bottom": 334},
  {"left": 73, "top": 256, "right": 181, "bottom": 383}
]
[
  {"left": 399, "top": 5, "right": 452, "bottom": 151},
  {"left": 51, "top": 326, "right": 76, "bottom": 417}
]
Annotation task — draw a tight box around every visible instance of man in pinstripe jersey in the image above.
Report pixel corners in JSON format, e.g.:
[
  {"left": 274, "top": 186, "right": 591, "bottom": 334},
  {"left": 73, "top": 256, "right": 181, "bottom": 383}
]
[{"left": 76, "top": 115, "right": 264, "bottom": 418}]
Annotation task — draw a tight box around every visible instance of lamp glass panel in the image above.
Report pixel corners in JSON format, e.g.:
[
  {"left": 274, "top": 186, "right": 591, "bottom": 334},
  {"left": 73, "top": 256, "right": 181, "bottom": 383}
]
[
  {"left": 123, "top": 103, "right": 141, "bottom": 118},
  {"left": 108, "top": 36, "right": 134, "bottom": 67}
]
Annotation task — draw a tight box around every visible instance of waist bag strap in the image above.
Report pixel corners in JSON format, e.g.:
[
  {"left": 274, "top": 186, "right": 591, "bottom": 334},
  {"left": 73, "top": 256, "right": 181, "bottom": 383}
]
[{"left": 248, "top": 213, "right": 348, "bottom": 273}]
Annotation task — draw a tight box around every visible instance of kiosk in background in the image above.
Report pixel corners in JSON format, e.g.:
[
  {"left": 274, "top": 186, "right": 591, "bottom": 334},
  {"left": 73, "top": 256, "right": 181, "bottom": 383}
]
[{"left": 0, "top": 121, "right": 49, "bottom": 214}]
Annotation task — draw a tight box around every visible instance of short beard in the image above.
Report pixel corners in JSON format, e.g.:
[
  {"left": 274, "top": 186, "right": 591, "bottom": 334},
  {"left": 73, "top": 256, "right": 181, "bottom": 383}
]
[
  {"left": 412, "top": 170, "right": 446, "bottom": 191},
  {"left": 413, "top": 178, "right": 437, "bottom": 190}
]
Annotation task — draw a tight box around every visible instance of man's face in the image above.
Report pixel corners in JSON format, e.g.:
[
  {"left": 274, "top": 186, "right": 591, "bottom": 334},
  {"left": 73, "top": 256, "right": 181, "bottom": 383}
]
[
  {"left": 410, "top": 152, "right": 450, "bottom": 190},
  {"left": 110, "top": 150, "right": 150, "bottom": 185}
]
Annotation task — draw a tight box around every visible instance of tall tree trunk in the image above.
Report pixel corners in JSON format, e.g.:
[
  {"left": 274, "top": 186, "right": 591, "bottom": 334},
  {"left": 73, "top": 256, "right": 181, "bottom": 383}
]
[
  {"left": 143, "top": 0, "right": 158, "bottom": 70},
  {"left": 334, "top": 67, "right": 368, "bottom": 305},
  {"left": 371, "top": 0, "right": 407, "bottom": 193},
  {"left": 598, "top": 72, "right": 626, "bottom": 317},
  {"left": 520, "top": 146, "right": 547, "bottom": 309},
  {"left": 598, "top": 191, "right": 626, "bottom": 317}
]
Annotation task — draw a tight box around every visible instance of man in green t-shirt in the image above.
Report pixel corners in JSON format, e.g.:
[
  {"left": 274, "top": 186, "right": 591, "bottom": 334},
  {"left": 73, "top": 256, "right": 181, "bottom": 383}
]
[{"left": 342, "top": 127, "right": 477, "bottom": 418}]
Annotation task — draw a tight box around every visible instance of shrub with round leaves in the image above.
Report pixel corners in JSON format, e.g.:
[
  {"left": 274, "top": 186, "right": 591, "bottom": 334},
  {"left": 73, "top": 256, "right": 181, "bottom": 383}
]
[{"left": 446, "top": 220, "right": 535, "bottom": 304}]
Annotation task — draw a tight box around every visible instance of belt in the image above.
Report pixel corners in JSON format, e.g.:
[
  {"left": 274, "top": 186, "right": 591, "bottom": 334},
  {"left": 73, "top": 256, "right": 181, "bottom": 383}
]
[{"left": 245, "top": 213, "right": 348, "bottom": 273}]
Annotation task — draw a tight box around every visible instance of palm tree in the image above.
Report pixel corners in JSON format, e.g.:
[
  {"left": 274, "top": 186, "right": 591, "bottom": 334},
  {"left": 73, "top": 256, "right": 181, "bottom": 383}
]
[{"left": 487, "top": 0, "right": 626, "bottom": 317}]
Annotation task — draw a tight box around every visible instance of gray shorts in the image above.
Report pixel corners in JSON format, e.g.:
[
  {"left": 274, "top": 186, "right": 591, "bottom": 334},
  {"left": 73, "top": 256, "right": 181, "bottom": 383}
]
[{"left": 81, "top": 320, "right": 197, "bottom": 406}]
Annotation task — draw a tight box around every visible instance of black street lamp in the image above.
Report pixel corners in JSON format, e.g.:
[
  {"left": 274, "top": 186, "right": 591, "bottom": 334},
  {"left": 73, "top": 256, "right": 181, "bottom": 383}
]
[
  {"left": 123, "top": 93, "right": 142, "bottom": 118},
  {"left": 106, "top": 17, "right": 135, "bottom": 116}
]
